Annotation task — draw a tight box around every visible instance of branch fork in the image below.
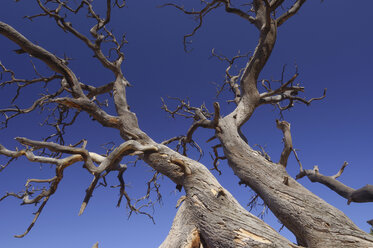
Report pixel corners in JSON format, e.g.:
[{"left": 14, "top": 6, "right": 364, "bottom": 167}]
[{"left": 296, "top": 162, "right": 373, "bottom": 205}]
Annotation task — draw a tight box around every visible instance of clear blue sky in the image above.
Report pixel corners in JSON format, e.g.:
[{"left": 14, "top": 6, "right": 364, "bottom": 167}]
[{"left": 1, "top": 1, "right": 373, "bottom": 247}]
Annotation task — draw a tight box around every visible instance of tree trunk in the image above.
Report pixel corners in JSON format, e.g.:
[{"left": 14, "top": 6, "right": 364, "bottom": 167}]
[
  {"left": 217, "top": 116, "right": 373, "bottom": 247},
  {"left": 144, "top": 144, "right": 298, "bottom": 247},
  {"left": 160, "top": 202, "right": 201, "bottom": 248}
]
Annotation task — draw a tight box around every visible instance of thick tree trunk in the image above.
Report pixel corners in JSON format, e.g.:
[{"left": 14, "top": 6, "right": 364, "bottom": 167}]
[
  {"left": 217, "top": 116, "right": 373, "bottom": 247},
  {"left": 144, "top": 144, "right": 298, "bottom": 247},
  {"left": 2, "top": 2, "right": 371, "bottom": 247},
  {"left": 159, "top": 202, "right": 202, "bottom": 248}
]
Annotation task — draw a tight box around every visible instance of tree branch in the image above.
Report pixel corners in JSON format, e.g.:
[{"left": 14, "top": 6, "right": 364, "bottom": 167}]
[
  {"left": 0, "top": 62, "right": 62, "bottom": 103},
  {"left": 161, "top": 98, "right": 220, "bottom": 158},
  {"left": 270, "top": 0, "right": 285, "bottom": 11},
  {"left": 159, "top": 202, "right": 202, "bottom": 248},
  {"left": 0, "top": 21, "right": 83, "bottom": 97},
  {"left": 160, "top": 1, "right": 221, "bottom": 52},
  {"left": 209, "top": 144, "right": 226, "bottom": 175},
  {"left": 0, "top": 140, "right": 91, "bottom": 237},
  {"left": 276, "top": 0, "right": 307, "bottom": 26},
  {"left": 276, "top": 119, "right": 292, "bottom": 168},
  {"left": 296, "top": 162, "right": 373, "bottom": 204},
  {"left": 79, "top": 175, "right": 100, "bottom": 216},
  {"left": 220, "top": 0, "right": 256, "bottom": 24},
  {"left": 224, "top": 1, "right": 276, "bottom": 127},
  {"left": 14, "top": 137, "right": 157, "bottom": 174},
  {"left": 258, "top": 68, "right": 327, "bottom": 115},
  {"left": 52, "top": 97, "right": 121, "bottom": 129},
  {"left": 0, "top": 136, "right": 159, "bottom": 236},
  {"left": 0, "top": 20, "right": 128, "bottom": 141},
  {"left": 23, "top": 1, "right": 144, "bottom": 138},
  {"left": 211, "top": 49, "right": 249, "bottom": 104},
  {"left": 34, "top": 0, "right": 123, "bottom": 72}
]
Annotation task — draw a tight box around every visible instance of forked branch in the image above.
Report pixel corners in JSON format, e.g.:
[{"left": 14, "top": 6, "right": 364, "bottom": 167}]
[
  {"left": 111, "top": 169, "right": 162, "bottom": 222},
  {"left": 162, "top": 98, "right": 221, "bottom": 157},
  {"left": 276, "top": 0, "right": 307, "bottom": 26},
  {"left": 209, "top": 144, "right": 226, "bottom": 175},
  {"left": 0, "top": 137, "right": 158, "bottom": 236},
  {"left": 0, "top": 21, "right": 83, "bottom": 97},
  {"left": 211, "top": 49, "right": 249, "bottom": 104},
  {"left": 0, "top": 20, "right": 124, "bottom": 140},
  {"left": 0, "top": 62, "right": 62, "bottom": 103},
  {"left": 296, "top": 162, "right": 373, "bottom": 205},
  {"left": 259, "top": 69, "right": 327, "bottom": 115},
  {"left": 161, "top": 135, "right": 203, "bottom": 160},
  {"left": 220, "top": 0, "right": 256, "bottom": 24},
  {"left": 32, "top": 0, "right": 133, "bottom": 116},
  {"left": 0, "top": 142, "right": 86, "bottom": 237},
  {"left": 160, "top": 1, "right": 221, "bottom": 52}
]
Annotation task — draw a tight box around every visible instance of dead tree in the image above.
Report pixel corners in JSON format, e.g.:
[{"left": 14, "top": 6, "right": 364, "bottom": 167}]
[{"left": 0, "top": 1, "right": 372, "bottom": 248}]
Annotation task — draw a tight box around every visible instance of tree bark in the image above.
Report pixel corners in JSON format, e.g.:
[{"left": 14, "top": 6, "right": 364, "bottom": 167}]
[
  {"left": 217, "top": 116, "right": 373, "bottom": 247},
  {"left": 144, "top": 144, "right": 299, "bottom": 248},
  {"left": 1, "top": 2, "right": 372, "bottom": 248},
  {"left": 159, "top": 201, "right": 202, "bottom": 248},
  {"left": 297, "top": 165, "right": 373, "bottom": 204}
]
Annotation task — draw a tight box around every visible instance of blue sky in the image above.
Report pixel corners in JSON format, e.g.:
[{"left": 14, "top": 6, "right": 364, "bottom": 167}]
[{"left": 1, "top": 0, "right": 373, "bottom": 247}]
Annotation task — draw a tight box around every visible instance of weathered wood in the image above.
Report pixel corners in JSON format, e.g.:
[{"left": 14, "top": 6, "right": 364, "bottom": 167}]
[
  {"left": 143, "top": 144, "right": 298, "bottom": 247},
  {"left": 0, "top": 1, "right": 372, "bottom": 247},
  {"left": 217, "top": 116, "right": 373, "bottom": 247}
]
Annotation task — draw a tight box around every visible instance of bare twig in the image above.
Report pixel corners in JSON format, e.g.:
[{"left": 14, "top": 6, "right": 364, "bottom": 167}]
[
  {"left": 332, "top": 161, "right": 349, "bottom": 179},
  {"left": 161, "top": 98, "right": 221, "bottom": 158},
  {"left": 209, "top": 144, "right": 226, "bottom": 175},
  {"left": 259, "top": 68, "right": 327, "bottom": 115},
  {"left": 160, "top": 1, "right": 221, "bottom": 52},
  {"left": 0, "top": 136, "right": 158, "bottom": 237},
  {"left": 113, "top": 169, "right": 161, "bottom": 223},
  {"left": 14, "top": 196, "right": 50, "bottom": 238},
  {"left": 0, "top": 61, "right": 62, "bottom": 103},
  {"left": 211, "top": 49, "right": 249, "bottom": 104}
]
